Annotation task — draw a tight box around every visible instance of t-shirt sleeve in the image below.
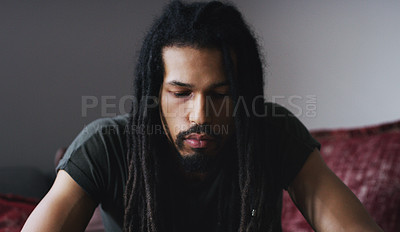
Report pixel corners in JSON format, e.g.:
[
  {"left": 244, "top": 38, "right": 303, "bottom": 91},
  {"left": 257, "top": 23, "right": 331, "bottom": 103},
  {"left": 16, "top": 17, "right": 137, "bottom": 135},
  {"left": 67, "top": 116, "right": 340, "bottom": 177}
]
[
  {"left": 265, "top": 103, "right": 321, "bottom": 190},
  {"left": 56, "top": 116, "right": 128, "bottom": 204}
]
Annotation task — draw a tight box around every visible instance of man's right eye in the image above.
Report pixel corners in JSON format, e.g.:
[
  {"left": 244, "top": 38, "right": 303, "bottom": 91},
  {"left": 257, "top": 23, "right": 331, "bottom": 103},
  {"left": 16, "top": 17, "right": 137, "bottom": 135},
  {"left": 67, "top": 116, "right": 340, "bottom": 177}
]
[{"left": 172, "top": 91, "right": 191, "bottom": 98}]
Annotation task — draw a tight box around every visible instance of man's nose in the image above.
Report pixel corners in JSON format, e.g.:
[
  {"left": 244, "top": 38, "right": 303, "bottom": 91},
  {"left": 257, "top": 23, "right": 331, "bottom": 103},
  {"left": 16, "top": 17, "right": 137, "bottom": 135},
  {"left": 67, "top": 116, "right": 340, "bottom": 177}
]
[{"left": 188, "top": 95, "right": 211, "bottom": 125}]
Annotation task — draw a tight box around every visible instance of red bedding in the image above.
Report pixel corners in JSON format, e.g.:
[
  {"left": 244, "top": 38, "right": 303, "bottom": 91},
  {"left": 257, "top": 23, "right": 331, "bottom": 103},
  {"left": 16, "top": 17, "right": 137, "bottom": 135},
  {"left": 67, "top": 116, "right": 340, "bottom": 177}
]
[
  {"left": 0, "top": 194, "right": 38, "bottom": 232},
  {"left": 282, "top": 119, "right": 400, "bottom": 232}
]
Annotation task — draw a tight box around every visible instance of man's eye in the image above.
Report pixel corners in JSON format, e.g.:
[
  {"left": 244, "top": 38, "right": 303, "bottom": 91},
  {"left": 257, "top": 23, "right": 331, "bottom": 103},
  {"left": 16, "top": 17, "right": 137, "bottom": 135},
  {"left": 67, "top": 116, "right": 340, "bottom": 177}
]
[{"left": 173, "top": 92, "right": 191, "bottom": 98}]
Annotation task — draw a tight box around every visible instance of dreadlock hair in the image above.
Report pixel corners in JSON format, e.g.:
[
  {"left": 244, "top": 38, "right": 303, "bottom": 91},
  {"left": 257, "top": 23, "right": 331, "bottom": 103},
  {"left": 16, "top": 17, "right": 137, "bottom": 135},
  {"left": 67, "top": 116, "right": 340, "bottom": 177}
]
[{"left": 124, "top": 1, "right": 282, "bottom": 231}]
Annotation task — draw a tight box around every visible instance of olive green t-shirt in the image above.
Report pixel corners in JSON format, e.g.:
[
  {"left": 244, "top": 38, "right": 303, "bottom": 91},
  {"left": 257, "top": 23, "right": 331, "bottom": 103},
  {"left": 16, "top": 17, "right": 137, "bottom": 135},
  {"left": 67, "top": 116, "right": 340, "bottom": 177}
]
[{"left": 56, "top": 103, "right": 320, "bottom": 231}]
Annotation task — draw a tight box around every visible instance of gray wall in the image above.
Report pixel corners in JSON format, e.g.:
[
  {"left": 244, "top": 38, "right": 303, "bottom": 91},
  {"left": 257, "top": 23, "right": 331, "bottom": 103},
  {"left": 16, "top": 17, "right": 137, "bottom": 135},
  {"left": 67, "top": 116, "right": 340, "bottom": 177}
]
[
  {"left": 1, "top": 0, "right": 399, "bottom": 173},
  {"left": 0, "top": 0, "right": 163, "bottom": 173},
  {"left": 250, "top": 0, "right": 400, "bottom": 130}
]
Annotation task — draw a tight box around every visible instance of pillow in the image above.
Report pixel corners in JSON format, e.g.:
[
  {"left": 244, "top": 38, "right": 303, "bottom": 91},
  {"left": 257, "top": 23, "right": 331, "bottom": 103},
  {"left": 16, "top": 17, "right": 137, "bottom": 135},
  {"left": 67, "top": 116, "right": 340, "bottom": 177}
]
[{"left": 282, "top": 119, "right": 400, "bottom": 232}]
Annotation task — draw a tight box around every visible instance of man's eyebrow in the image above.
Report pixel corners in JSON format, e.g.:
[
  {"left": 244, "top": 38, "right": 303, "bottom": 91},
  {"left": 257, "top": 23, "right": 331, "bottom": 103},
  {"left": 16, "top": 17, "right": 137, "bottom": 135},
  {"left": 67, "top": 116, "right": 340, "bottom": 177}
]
[
  {"left": 166, "top": 81, "right": 193, "bottom": 88},
  {"left": 166, "top": 80, "right": 230, "bottom": 89}
]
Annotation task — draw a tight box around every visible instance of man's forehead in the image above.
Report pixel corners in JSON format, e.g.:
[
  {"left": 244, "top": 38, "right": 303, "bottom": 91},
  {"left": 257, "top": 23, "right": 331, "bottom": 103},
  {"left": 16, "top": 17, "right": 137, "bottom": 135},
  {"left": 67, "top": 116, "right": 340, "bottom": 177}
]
[{"left": 162, "top": 46, "right": 230, "bottom": 89}]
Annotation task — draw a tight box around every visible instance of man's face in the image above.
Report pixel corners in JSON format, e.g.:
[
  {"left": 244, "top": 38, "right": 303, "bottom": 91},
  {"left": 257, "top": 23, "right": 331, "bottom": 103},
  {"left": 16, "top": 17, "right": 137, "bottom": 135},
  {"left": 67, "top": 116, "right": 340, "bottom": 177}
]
[{"left": 160, "top": 46, "right": 234, "bottom": 173}]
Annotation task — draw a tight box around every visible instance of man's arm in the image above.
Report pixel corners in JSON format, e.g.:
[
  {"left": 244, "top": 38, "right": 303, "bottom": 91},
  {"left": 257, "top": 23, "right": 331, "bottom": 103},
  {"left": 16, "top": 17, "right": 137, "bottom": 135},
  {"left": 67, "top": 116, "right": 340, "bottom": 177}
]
[
  {"left": 22, "top": 170, "right": 97, "bottom": 232},
  {"left": 288, "top": 148, "right": 383, "bottom": 232}
]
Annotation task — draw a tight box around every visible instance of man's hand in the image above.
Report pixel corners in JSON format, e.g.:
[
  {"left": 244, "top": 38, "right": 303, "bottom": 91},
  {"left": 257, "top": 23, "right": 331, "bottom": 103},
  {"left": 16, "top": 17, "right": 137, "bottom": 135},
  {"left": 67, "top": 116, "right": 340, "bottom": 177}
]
[
  {"left": 22, "top": 170, "right": 97, "bottom": 232},
  {"left": 288, "top": 148, "right": 383, "bottom": 232}
]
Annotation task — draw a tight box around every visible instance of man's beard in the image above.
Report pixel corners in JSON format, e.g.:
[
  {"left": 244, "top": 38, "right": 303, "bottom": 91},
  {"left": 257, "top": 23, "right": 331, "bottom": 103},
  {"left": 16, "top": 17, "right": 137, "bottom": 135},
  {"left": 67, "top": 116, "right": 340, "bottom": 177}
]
[
  {"left": 174, "top": 124, "right": 224, "bottom": 173},
  {"left": 176, "top": 149, "right": 217, "bottom": 173}
]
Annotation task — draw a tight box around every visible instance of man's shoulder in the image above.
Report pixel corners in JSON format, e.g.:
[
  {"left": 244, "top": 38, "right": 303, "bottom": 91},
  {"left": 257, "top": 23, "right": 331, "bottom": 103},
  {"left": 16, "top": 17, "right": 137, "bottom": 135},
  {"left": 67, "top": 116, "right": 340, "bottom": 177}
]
[
  {"left": 81, "top": 114, "right": 130, "bottom": 137},
  {"left": 89, "top": 113, "right": 130, "bottom": 129},
  {"left": 262, "top": 102, "right": 321, "bottom": 152},
  {"left": 264, "top": 102, "right": 295, "bottom": 118}
]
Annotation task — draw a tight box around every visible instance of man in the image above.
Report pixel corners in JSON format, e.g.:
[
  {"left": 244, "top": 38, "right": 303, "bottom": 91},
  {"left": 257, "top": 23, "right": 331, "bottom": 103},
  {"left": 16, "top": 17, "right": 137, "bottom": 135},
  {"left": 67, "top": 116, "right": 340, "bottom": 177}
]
[{"left": 23, "top": 1, "right": 383, "bottom": 231}]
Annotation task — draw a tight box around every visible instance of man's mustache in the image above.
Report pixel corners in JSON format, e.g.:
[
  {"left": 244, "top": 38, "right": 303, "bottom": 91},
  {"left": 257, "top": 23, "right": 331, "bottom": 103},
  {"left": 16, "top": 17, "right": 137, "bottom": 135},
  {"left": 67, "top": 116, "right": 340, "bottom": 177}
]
[{"left": 175, "top": 124, "right": 223, "bottom": 149}]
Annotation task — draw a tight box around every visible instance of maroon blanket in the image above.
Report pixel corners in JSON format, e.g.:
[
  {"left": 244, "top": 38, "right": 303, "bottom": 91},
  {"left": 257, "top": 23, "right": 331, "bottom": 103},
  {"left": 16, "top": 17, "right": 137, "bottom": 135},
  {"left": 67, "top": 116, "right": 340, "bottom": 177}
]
[
  {"left": 0, "top": 193, "right": 104, "bottom": 232},
  {"left": 282, "top": 119, "right": 400, "bottom": 232},
  {"left": 0, "top": 194, "right": 38, "bottom": 232}
]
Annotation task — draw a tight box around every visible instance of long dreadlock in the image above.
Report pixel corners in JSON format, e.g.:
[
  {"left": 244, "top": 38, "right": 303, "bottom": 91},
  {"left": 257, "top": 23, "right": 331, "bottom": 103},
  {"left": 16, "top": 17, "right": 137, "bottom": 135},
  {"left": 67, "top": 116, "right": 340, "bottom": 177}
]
[{"left": 124, "top": 1, "right": 281, "bottom": 231}]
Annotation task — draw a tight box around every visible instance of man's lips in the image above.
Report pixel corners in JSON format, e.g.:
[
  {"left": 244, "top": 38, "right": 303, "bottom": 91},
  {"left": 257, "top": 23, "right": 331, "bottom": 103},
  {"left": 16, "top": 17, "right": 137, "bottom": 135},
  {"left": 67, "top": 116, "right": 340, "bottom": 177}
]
[
  {"left": 184, "top": 134, "right": 215, "bottom": 148},
  {"left": 185, "top": 133, "right": 214, "bottom": 140}
]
